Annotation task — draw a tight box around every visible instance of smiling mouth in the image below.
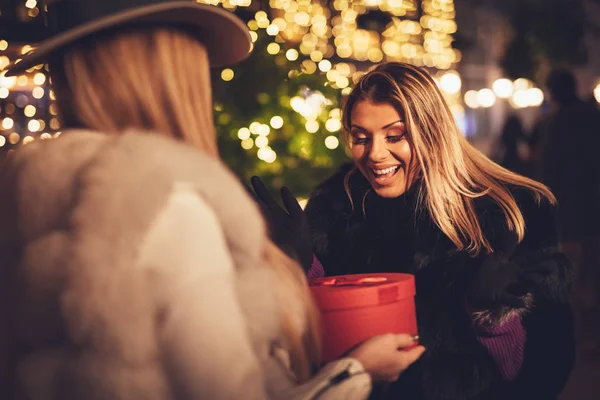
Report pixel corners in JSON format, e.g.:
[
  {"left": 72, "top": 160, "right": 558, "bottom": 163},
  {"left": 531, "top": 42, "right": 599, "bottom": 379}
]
[{"left": 371, "top": 165, "right": 401, "bottom": 183}]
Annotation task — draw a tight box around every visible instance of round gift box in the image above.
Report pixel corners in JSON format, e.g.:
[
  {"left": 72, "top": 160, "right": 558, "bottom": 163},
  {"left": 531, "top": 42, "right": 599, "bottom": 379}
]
[{"left": 309, "top": 273, "right": 418, "bottom": 363}]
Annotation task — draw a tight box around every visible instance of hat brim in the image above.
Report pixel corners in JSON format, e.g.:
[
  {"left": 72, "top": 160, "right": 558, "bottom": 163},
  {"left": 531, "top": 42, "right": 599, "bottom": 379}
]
[{"left": 4, "top": 2, "right": 251, "bottom": 77}]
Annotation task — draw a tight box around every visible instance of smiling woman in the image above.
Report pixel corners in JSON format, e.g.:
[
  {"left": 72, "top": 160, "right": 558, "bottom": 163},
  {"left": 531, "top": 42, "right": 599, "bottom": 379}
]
[
  {"left": 298, "top": 62, "right": 575, "bottom": 399},
  {"left": 348, "top": 101, "right": 414, "bottom": 198}
]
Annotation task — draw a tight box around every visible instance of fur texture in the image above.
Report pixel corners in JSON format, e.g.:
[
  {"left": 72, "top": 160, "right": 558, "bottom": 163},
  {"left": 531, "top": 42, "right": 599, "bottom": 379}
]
[
  {"left": 305, "top": 163, "right": 575, "bottom": 400},
  {"left": 0, "top": 131, "right": 277, "bottom": 399}
]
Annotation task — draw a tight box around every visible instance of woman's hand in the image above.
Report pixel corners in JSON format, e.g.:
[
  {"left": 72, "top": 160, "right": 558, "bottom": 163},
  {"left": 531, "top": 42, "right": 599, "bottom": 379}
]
[
  {"left": 348, "top": 334, "right": 425, "bottom": 382},
  {"left": 248, "top": 176, "right": 314, "bottom": 272}
]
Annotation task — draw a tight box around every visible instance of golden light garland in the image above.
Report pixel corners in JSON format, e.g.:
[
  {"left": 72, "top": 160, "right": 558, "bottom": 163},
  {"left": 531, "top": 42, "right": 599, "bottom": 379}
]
[{"left": 1, "top": 0, "right": 460, "bottom": 153}]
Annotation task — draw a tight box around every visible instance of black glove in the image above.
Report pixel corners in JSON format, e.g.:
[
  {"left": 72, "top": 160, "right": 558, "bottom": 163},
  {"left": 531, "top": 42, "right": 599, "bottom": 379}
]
[{"left": 248, "top": 176, "right": 314, "bottom": 273}]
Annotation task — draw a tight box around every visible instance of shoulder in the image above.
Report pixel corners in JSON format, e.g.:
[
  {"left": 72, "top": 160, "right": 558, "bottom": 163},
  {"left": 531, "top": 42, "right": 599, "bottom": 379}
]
[
  {"left": 138, "top": 186, "right": 232, "bottom": 279},
  {"left": 474, "top": 185, "right": 558, "bottom": 253}
]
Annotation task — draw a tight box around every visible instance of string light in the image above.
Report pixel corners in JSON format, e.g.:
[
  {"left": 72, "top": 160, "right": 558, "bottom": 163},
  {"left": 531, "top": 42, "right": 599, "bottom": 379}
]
[{"left": 2, "top": 1, "right": 461, "bottom": 164}]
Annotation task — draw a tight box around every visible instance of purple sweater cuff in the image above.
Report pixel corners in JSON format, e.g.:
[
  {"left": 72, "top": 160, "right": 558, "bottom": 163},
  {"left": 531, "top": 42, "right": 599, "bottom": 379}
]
[
  {"left": 307, "top": 255, "right": 325, "bottom": 279},
  {"left": 475, "top": 316, "right": 526, "bottom": 382}
]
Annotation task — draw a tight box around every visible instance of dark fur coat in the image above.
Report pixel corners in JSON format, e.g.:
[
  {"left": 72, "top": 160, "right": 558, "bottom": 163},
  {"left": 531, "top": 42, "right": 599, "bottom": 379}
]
[{"left": 305, "top": 163, "right": 575, "bottom": 400}]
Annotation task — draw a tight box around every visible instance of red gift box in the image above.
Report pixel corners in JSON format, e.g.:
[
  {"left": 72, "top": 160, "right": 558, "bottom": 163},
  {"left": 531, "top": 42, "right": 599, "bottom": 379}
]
[{"left": 309, "top": 273, "right": 418, "bottom": 363}]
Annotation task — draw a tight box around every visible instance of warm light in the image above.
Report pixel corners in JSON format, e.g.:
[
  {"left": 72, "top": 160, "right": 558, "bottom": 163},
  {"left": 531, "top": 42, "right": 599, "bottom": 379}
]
[
  {"left": 318, "top": 60, "right": 332, "bottom": 72},
  {"left": 40, "top": 133, "right": 52, "bottom": 140},
  {"left": 24, "top": 105, "right": 36, "bottom": 117},
  {"left": 17, "top": 75, "right": 29, "bottom": 86},
  {"left": 492, "top": 78, "right": 513, "bottom": 98},
  {"left": 0, "top": 56, "right": 9, "bottom": 70},
  {"left": 594, "top": 85, "right": 600, "bottom": 103},
  {"left": 25, "top": 0, "right": 37, "bottom": 9},
  {"left": 301, "top": 60, "right": 317, "bottom": 74},
  {"left": 439, "top": 71, "right": 461, "bottom": 94},
  {"left": 49, "top": 118, "right": 60, "bottom": 130},
  {"left": 32, "top": 87, "right": 45, "bottom": 99},
  {"left": 33, "top": 72, "right": 46, "bottom": 85},
  {"left": 28, "top": 119, "right": 41, "bottom": 132},
  {"left": 267, "top": 42, "right": 280, "bottom": 54},
  {"left": 464, "top": 90, "right": 479, "bottom": 109},
  {"left": 257, "top": 124, "right": 270, "bottom": 136},
  {"left": 270, "top": 116, "right": 284, "bottom": 129},
  {"left": 266, "top": 24, "right": 280, "bottom": 36},
  {"left": 249, "top": 121, "right": 261, "bottom": 134},
  {"left": 241, "top": 138, "right": 254, "bottom": 149},
  {"left": 0, "top": 40, "right": 8, "bottom": 51},
  {"left": 237, "top": 127, "right": 251, "bottom": 140},
  {"left": 510, "top": 90, "right": 529, "bottom": 108},
  {"left": 513, "top": 78, "right": 533, "bottom": 91},
  {"left": 286, "top": 49, "right": 299, "bottom": 61},
  {"left": 249, "top": 31, "right": 258, "bottom": 42},
  {"left": 477, "top": 89, "right": 496, "bottom": 108},
  {"left": 221, "top": 68, "right": 234, "bottom": 81},
  {"left": 0, "top": 72, "right": 17, "bottom": 89},
  {"left": 325, "top": 118, "right": 342, "bottom": 132},
  {"left": 21, "top": 45, "right": 33, "bottom": 55},
  {"left": 336, "top": 76, "right": 350, "bottom": 88},
  {"left": 0, "top": 136, "right": 5, "bottom": 147},
  {"left": 257, "top": 147, "right": 277, "bottom": 163},
  {"left": 0, "top": 88, "right": 9, "bottom": 99},
  {"left": 255, "top": 136, "right": 269, "bottom": 148},
  {"left": 306, "top": 120, "right": 319, "bottom": 133},
  {"left": 8, "top": 132, "right": 20, "bottom": 144},
  {"left": 528, "top": 88, "right": 544, "bottom": 107},
  {"left": 2, "top": 117, "right": 14, "bottom": 130},
  {"left": 325, "top": 135, "right": 340, "bottom": 149},
  {"left": 22, "top": 135, "right": 35, "bottom": 145}
]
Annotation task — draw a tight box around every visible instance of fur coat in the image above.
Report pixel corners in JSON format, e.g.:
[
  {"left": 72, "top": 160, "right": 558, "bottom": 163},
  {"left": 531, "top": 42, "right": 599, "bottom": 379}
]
[
  {"left": 0, "top": 132, "right": 371, "bottom": 400},
  {"left": 305, "top": 163, "right": 575, "bottom": 400}
]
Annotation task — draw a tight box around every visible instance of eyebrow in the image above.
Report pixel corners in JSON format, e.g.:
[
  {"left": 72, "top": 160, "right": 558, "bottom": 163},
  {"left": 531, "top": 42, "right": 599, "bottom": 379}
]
[{"left": 350, "top": 120, "right": 404, "bottom": 132}]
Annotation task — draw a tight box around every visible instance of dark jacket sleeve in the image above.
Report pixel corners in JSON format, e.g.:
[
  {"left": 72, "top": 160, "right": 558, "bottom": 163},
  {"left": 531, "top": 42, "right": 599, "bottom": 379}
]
[{"left": 510, "top": 192, "right": 576, "bottom": 399}]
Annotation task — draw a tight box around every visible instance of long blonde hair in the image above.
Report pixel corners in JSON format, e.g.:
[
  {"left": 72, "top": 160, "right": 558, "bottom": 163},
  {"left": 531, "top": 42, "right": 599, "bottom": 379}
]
[
  {"left": 48, "top": 26, "right": 320, "bottom": 380},
  {"left": 342, "top": 62, "right": 555, "bottom": 255}
]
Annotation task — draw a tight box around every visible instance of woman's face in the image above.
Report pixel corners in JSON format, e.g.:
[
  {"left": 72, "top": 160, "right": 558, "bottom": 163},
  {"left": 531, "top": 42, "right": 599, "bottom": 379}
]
[{"left": 349, "top": 100, "right": 415, "bottom": 198}]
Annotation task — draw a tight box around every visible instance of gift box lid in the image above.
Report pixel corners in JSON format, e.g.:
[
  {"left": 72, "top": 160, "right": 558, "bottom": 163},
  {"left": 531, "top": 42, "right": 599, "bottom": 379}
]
[{"left": 309, "top": 273, "right": 415, "bottom": 311}]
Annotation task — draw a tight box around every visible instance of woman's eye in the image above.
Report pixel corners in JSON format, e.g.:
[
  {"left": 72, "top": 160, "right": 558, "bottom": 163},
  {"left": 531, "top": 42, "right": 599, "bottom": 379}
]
[
  {"left": 352, "top": 136, "right": 369, "bottom": 145},
  {"left": 386, "top": 135, "right": 404, "bottom": 143}
]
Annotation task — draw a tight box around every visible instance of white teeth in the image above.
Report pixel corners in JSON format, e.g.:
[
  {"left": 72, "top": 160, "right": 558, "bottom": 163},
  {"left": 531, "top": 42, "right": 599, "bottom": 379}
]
[{"left": 373, "top": 166, "right": 399, "bottom": 175}]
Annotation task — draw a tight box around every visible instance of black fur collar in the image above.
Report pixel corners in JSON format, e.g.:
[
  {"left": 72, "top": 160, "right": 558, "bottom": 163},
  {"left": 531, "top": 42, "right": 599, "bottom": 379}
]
[{"left": 304, "top": 162, "right": 573, "bottom": 400}]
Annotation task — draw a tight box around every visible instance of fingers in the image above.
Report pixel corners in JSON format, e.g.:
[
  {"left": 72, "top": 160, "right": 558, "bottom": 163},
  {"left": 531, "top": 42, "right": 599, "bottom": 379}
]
[
  {"left": 250, "top": 176, "right": 279, "bottom": 209},
  {"left": 401, "top": 345, "right": 426, "bottom": 366},
  {"left": 394, "top": 333, "right": 420, "bottom": 349},
  {"left": 281, "top": 186, "right": 304, "bottom": 218}
]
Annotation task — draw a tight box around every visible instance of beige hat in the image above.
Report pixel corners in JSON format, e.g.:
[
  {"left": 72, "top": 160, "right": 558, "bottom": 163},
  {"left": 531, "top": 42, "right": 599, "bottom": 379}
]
[{"left": 5, "top": 0, "right": 252, "bottom": 77}]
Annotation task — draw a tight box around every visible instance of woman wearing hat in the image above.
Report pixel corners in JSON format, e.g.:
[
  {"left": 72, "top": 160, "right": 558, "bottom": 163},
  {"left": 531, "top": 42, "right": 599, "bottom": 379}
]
[
  {"left": 252, "top": 62, "right": 575, "bottom": 399},
  {"left": 0, "top": 1, "right": 424, "bottom": 399}
]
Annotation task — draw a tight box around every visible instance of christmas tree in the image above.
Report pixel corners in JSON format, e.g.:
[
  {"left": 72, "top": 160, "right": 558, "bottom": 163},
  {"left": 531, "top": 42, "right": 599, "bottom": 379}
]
[{"left": 1, "top": 0, "right": 460, "bottom": 197}]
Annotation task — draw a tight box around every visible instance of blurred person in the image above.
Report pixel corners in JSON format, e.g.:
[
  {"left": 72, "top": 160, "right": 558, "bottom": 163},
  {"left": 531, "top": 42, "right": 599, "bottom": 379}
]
[
  {"left": 0, "top": 1, "right": 424, "bottom": 399},
  {"left": 531, "top": 69, "right": 600, "bottom": 356},
  {"left": 497, "top": 114, "right": 529, "bottom": 176},
  {"left": 252, "top": 62, "right": 575, "bottom": 400}
]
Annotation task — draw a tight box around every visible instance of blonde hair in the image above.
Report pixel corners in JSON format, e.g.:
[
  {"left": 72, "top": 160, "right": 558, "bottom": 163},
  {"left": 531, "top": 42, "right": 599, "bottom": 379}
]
[
  {"left": 49, "top": 26, "right": 217, "bottom": 154},
  {"left": 342, "top": 62, "right": 556, "bottom": 255},
  {"left": 48, "top": 26, "right": 320, "bottom": 380}
]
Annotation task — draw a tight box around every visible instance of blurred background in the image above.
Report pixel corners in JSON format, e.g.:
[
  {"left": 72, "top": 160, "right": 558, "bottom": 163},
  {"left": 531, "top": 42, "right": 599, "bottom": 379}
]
[{"left": 1, "top": 0, "right": 599, "bottom": 398}]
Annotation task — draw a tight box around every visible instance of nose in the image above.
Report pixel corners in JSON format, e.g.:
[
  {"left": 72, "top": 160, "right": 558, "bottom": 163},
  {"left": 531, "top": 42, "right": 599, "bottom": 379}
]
[{"left": 368, "top": 136, "right": 390, "bottom": 162}]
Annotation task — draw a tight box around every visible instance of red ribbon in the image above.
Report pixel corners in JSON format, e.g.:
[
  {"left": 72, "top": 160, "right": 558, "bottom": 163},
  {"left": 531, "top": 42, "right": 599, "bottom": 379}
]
[{"left": 312, "top": 276, "right": 389, "bottom": 287}]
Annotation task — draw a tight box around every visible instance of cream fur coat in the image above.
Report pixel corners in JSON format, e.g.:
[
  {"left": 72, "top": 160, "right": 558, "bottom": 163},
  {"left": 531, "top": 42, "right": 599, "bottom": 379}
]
[{"left": 0, "top": 131, "right": 370, "bottom": 400}]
